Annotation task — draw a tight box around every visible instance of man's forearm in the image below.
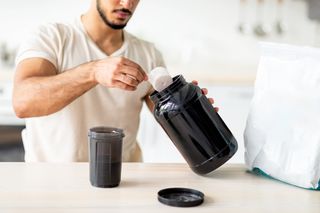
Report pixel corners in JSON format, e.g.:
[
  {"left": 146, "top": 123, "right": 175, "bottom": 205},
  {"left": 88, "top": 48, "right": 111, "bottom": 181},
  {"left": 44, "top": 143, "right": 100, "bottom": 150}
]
[{"left": 13, "top": 62, "right": 97, "bottom": 118}]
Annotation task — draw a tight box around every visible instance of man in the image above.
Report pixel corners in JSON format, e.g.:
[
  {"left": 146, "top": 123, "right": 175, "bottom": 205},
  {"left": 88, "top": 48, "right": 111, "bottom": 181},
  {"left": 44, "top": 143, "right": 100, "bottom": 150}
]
[{"left": 13, "top": 0, "right": 214, "bottom": 162}]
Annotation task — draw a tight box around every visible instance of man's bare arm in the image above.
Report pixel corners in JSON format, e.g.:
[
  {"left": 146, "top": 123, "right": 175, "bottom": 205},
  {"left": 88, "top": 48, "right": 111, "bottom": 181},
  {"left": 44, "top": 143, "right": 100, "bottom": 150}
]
[
  {"left": 13, "top": 57, "right": 148, "bottom": 118},
  {"left": 144, "top": 93, "right": 155, "bottom": 112},
  {"left": 13, "top": 58, "right": 97, "bottom": 118}
]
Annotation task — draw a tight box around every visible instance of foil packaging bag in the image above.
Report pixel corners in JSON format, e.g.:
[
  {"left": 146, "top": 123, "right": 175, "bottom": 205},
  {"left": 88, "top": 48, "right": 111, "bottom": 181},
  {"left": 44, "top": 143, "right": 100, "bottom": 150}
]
[{"left": 244, "top": 42, "right": 320, "bottom": 189}]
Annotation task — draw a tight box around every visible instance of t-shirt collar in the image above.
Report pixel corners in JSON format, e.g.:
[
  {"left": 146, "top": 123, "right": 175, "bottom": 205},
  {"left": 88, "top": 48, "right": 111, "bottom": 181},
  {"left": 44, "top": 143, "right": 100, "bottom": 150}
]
[{"left": 77, "top": 15, "right": 128, "bottom": 57}]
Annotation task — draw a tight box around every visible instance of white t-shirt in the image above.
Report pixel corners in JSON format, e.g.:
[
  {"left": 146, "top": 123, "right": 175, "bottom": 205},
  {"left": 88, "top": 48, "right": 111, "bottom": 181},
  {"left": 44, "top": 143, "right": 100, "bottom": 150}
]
[{"left": 16, "top": 16, "right": 165, "bottom": 162}]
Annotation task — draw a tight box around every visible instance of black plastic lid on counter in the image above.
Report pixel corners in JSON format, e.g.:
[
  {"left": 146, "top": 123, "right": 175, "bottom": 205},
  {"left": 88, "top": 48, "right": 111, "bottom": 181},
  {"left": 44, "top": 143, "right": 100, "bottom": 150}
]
[{"left": 157, "top": 187, "right": 204, "bottom": 207}]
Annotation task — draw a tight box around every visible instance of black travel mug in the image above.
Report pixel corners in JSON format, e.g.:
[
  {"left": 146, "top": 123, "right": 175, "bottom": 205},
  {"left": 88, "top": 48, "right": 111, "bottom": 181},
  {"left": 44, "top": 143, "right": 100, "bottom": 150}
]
[
  {"left": 150, "top": 75, "right": 238, "bottom": 175},
  {"left": 88, "top": 127, "right": 125, "bottom": 188}
]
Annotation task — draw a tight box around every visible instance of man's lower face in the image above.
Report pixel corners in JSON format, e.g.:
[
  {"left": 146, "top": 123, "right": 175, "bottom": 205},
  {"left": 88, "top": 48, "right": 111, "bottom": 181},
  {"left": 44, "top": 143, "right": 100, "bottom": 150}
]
[{"left": 97, "top": 0, "right": 132, "bottom": 30}]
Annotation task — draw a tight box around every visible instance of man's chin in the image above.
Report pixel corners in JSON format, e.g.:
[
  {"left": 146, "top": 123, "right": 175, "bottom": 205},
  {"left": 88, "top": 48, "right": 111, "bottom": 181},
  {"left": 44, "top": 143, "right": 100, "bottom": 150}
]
[
  {"left": 107, "top": 19, "right": 128, "bottom": 29},
  {"left": 108, "top": 23, "right": 127, "bottom": 30}
]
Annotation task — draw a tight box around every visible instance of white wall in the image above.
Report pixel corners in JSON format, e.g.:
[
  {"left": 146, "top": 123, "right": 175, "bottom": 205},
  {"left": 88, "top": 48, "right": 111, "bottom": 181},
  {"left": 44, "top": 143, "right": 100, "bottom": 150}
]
[
  {"left": 0, "top": 0, "right": 318, "bottom": 81},
  {"left": 0, "top": 0, "right": 90, "bottom": 44},
  {"left": 128, "top": 0, "right": 318, "bottom": 81}
]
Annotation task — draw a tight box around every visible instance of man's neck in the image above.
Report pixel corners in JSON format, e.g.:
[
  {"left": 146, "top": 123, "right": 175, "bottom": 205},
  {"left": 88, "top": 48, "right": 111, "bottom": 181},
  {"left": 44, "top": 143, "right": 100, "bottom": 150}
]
[{"left": 81, "top": 11, "right": 124, "bottom": 56}]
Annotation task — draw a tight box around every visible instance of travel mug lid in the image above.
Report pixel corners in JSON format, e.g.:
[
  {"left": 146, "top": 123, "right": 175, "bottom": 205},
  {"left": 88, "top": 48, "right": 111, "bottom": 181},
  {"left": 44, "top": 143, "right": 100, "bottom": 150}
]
[
  {"left": 88, "top": 127, "right": 125, "bottom": 140},
  {"left": 157, "top": 187, "right": 204, "bottom": 207}
]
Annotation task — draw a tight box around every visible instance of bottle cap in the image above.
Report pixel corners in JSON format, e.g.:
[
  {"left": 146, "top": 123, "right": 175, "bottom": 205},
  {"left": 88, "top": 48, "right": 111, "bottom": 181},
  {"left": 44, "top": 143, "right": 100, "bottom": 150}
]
[
  {"left": 148, "top": 67, "right": 173, "bottom": 92},
  {"left": 157, "top": 187, "right": 204, "bottom": 207}
]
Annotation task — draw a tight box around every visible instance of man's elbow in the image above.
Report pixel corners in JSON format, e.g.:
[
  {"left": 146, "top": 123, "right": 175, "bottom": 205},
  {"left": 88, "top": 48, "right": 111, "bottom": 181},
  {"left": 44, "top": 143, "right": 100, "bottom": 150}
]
[{"left": 12, "top": 98, "right": 30, "bottom": 119}]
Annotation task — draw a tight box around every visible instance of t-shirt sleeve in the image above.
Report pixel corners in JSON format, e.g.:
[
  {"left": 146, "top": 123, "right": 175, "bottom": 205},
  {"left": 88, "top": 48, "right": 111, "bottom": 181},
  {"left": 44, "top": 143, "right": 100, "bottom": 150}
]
[
  {"left": 15, "top": 24, "right": 62, "bottom": 69},
  {"left": 152, "top": 45, "right": 166, "bottom": 69}
]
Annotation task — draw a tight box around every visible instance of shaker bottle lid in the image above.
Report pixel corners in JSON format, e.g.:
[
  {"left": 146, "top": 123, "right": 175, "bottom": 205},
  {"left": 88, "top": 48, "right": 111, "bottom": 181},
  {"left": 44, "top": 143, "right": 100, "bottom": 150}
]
[
  {"left": 157, "top": 187, "right": 204, "bottom": 207},
  {"left": 88, "top": 127, "right": 125, "bottom": 140}
]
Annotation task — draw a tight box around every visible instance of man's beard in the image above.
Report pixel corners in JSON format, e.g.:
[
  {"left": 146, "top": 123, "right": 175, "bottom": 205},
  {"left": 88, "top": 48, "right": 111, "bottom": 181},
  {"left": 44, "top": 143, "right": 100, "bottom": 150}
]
[{"left": 96, "top": 0, "right": 130, "bottom": 30}]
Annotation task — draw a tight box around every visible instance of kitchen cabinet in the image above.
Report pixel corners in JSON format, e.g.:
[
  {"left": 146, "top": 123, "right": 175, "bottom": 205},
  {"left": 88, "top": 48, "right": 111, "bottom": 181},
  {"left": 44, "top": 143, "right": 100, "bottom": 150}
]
[
  {"left": 0, "top": 125, "right": 24, "bottom": 145},
  {"left": 0, "top": 125, "right": 25, "bottom": 162}
]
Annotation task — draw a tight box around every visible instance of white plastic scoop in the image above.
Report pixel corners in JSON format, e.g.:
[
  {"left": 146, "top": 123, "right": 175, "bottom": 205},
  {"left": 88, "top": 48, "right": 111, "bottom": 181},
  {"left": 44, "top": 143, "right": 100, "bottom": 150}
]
[{"left": 148, "top": 67, "right": 173, "bottom": 92}]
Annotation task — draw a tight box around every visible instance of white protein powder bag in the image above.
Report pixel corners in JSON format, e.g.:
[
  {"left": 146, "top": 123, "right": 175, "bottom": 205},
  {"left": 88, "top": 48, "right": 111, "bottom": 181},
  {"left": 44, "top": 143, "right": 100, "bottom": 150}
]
[{"left": 244, "top": 42, "right": 320, "bottom": 190}]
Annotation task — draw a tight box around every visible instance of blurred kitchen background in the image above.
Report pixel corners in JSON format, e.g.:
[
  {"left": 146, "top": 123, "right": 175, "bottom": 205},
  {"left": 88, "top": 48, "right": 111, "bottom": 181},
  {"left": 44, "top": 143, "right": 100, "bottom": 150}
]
[{"left": 0, "top": 0, "right": 319, "bottom": 163}]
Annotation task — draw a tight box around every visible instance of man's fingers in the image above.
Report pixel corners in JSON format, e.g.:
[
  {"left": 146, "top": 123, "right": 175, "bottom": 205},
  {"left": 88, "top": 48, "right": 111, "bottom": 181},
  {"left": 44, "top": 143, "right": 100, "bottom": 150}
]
[
  {"left": 121, "top": 58, "right": 148, "bottom": 81},
  {"left": 112, "top": 80, "right": 136, "bottom": 91},
  {"left": 114, "top": 73, "right": 139, "bottom": 87},
  {"left": 201, "top": 88, "right": 208, "bottom": 95},
  {"left": 117, "top": 66, "right": 144, "bottom": 82},
  {"left": 190, "top": 79, "right": 218, "bottom": 112},
  {"left": 192, "top": 80, "right": 198, "bottom": 85},
  {"left": 121, "top": 57, "right": 139, "bottom": 68}
]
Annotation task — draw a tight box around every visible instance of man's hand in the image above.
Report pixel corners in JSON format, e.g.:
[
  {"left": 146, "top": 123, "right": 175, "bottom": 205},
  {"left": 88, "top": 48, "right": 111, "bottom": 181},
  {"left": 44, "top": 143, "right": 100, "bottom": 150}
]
[
  {"left": 93, "top": 56, "right": 148, "bottom": 91},
  {"left": 192, "top": 80, "right": 219, "bottom": 112}
]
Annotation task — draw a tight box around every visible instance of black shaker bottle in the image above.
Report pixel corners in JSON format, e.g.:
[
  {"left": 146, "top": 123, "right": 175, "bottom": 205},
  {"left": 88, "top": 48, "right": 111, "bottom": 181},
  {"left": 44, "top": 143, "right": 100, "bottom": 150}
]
[
  {"left": 150, "top": 75, "right": 238, "bottom": 175},
  {"left": 88, "top": 127, "right": 125, "bottom": 187}
]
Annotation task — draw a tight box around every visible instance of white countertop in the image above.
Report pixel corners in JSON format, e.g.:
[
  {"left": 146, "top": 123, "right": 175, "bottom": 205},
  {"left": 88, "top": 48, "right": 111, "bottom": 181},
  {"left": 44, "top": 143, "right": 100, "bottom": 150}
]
[{"left": 0, "top": 163, "right": 318, "bottom": 213}]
